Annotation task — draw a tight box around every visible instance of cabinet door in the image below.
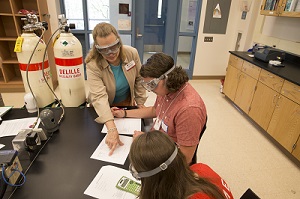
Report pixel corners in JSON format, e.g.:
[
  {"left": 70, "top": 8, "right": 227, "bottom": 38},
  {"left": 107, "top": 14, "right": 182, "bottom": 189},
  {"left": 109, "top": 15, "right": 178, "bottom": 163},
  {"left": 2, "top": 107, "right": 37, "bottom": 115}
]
[
  {"left": 234, "top": 73, "right": 257, "bottom": 114},
  {"left": 267, "top": 96, "right": 300, "bottom": 152},
  {"left": 223, "top": 64, "right": 241, "bottom": 101},
  {"left": 249, "top": 82, "right": 279, "bottom": 130}
]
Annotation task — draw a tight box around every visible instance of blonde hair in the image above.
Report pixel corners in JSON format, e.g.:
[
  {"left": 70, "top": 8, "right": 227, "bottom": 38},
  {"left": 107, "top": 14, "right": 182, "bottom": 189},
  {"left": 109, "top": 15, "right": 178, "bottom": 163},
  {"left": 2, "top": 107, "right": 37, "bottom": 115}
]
[{"left": 85, "top": 22, "right": 124, "bottom": 65}]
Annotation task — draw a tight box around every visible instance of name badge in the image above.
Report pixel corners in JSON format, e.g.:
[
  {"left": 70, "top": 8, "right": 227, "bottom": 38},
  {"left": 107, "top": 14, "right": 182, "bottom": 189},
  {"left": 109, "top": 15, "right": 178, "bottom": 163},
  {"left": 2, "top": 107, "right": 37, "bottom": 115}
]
[
  {"left": 161, "top": 121, "right": 168, "bottom": 132},
  {"left": 153, "top": 118, "right": 162, "bottom": 130},
  {"left": 125, "top": 60, "right": 136, "bottom": 71}
]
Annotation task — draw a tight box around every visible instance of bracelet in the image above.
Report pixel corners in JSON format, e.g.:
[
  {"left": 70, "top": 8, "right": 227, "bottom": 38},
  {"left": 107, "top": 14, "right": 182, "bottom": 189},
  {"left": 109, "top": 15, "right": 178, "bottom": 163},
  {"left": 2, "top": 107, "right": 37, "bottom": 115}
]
[
  {"left": 107, "top": 127, "right": 117, "bottom": 133},
  {"left": 123, "top": 110, "right": 127, "bottom": 118}
]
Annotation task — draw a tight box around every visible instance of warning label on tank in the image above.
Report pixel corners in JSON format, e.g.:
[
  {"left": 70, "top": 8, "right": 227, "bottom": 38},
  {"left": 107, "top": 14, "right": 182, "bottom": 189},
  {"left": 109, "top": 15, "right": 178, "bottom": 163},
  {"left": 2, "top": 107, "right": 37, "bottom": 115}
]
[{"left": 58, "top": 66, "right": 83, "bottom": 79}]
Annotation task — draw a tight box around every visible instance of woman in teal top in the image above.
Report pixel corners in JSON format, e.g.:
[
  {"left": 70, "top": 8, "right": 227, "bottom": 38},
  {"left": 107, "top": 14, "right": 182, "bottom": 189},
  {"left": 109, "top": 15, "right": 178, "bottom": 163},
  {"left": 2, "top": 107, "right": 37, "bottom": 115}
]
[{"left": 85, "top": 22, "right": 147, "bottom": 156}]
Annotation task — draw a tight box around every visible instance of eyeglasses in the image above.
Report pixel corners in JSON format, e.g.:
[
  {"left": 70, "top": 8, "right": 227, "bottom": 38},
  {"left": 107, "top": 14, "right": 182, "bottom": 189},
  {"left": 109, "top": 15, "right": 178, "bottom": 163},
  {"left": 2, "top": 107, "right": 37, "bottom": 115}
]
[
  {"left": 140, "top": 65, "right": 176, "bottom": 92},
  {"left": 129, "top": 146, "right": 178, "bottom": 180},
  {"left": 95, "top": 39, "right": 121, "bottom": 55}
]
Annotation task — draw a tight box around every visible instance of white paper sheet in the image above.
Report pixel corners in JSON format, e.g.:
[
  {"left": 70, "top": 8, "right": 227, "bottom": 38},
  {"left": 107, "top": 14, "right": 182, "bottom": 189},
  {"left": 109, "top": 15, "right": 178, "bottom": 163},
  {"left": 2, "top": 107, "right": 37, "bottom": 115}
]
[
  {"left": 0, "top": 117, "right": 40, "bottom": 138},
  {"left": 84, "top": 165, "right": 139, "bottom": 199},
  {"left": 91, "top": 134, "right": 132, "bottom": 165},
  {"left": 101, "top": 118, "right": 141, "bottom": 135},
  {"left": 0, "top": 144, "right": 4, "bottom": 149},
  {"left": 0, "top": 106, "right": 13, "bottom": 117}
]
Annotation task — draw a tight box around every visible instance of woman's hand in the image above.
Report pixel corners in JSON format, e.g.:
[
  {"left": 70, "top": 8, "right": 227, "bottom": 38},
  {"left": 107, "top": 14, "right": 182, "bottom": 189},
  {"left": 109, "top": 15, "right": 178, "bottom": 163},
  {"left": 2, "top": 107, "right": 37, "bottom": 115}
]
[
  {"left": 111, "top": 107, "right": 126, "bottom": 118},
  {"left": 105, "top": 130, "right": 124, "bottom": 156}
]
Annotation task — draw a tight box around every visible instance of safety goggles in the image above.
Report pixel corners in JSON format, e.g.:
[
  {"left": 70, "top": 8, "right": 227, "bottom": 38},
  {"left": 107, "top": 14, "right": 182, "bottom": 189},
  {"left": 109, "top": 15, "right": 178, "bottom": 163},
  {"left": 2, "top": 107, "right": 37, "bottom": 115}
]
[
  {"left": 95, "top": 39, "right": 121, "bottom": 55},
  {"left": 140, "top": 65, "right": 176, "bottom": 91},
  {"left": 129, "top": 146, "right": 178, "bottom": 180}
]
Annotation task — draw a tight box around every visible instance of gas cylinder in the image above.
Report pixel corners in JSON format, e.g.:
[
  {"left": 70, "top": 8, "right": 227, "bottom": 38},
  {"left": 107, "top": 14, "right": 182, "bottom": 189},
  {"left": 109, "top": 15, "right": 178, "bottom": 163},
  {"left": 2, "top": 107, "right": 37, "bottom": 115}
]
[
  {"left": 53, "top": 16, "right": 86, "bottom": 107},
  {"left": 16, "top": 32, "right": 54, "bottom": 107}
]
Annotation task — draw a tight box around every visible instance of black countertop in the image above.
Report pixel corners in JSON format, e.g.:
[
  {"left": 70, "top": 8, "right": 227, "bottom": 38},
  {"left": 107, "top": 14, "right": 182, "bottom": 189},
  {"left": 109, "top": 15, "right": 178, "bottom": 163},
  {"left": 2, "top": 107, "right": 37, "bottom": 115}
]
[{"left": 229, "top": 51, "right": 300, "bottom": 86}]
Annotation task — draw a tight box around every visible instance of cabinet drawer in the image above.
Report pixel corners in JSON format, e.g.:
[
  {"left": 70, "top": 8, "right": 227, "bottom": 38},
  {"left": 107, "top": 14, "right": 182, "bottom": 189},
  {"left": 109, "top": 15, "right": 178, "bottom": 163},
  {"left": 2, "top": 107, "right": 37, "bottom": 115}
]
[
  {"left": 242, "top": 61, "right": 261, "bottom": 80},
  {"left": 281, "top": 81, "right": 300, "bottom": 104},
  {"left": 228, "top": 54, "right": 243, "bottom": 70},
  {"left": 259, "top": 69, "right": 284, "bottom": 92}
]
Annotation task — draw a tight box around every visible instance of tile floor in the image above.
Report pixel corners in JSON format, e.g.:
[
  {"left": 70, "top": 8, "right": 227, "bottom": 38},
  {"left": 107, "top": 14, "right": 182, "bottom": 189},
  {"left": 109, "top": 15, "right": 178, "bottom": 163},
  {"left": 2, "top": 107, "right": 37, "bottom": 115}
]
[{"left": 2, "top": 80, "right": 300, "bottom": 199}]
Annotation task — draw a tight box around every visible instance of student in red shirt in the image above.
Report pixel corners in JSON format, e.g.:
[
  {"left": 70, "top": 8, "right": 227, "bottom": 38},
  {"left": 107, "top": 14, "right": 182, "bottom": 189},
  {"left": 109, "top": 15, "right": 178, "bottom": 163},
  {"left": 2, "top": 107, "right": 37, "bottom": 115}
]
[
  {"left": 113, "top": 52, "right": 207, "bottom": 164},
  {"left": 129, "top": 130, "right": 234, "bottom": 199}
]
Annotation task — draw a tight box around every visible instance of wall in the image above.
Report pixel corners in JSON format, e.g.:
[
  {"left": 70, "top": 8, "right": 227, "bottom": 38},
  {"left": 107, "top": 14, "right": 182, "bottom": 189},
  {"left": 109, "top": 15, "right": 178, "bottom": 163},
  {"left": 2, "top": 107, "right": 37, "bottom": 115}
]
[
  {"left": 193, "top": 0, "right": 300, "bottom": 77},
  {"left": 253, "top": 15, "right": 300, "bottom": 55},
  {"left": 47, "top": 1, "right": 300, "bottom": 77},
  {"left": 193, "top": 0, "right": 240, "bottom": 76}
]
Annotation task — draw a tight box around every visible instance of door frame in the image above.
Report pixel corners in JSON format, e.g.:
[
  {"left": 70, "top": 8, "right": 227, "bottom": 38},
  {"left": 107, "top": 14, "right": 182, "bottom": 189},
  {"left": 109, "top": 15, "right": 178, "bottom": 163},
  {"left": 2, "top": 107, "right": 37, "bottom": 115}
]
[{"left": 134, "top": 0, "right": 202, "bottom": 78}]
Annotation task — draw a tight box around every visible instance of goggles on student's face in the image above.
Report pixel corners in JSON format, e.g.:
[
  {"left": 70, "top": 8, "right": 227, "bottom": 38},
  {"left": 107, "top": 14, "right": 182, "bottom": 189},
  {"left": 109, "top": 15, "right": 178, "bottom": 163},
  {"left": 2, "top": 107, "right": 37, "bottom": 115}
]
[
  {"left": 140, "top": 65, "right": 176, "bottom": 92},
  {"left": 129, "top": 146, "right": 178, "bottom": 180},
  {"left": 95, "top": 39, "right": 121, "bottom": 55}
]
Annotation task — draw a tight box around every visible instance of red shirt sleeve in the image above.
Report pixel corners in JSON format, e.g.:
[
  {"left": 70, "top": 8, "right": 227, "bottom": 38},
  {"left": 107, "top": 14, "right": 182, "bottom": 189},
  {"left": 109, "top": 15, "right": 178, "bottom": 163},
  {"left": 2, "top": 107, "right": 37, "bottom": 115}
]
[{"left": 190, "top": 163, "right": 234, "bottom": 199}]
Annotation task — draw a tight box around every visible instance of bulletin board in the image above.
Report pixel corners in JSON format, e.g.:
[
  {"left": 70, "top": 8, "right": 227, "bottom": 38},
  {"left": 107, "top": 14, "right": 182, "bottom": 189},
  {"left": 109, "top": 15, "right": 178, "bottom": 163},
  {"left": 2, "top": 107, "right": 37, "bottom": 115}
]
[{"left": 203, "top": 0, "right": 231, "bottom": 34}]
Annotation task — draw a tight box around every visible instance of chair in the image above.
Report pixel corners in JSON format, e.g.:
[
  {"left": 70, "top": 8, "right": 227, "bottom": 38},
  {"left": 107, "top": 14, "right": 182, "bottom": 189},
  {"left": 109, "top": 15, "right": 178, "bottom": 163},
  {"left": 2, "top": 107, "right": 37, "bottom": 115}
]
[
  {"left": 190, "top": 116, "right": 207, "bottom": 165},
  {"left": 240, "top": 188, "right": 260, "bottom": 199}
]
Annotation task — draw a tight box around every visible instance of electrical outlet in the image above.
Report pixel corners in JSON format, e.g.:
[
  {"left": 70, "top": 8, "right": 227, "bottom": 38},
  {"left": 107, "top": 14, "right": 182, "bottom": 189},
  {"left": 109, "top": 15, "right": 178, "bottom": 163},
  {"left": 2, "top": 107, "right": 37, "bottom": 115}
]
[{"left": 204, "top": 37, "right": 213, "bottom": 42}]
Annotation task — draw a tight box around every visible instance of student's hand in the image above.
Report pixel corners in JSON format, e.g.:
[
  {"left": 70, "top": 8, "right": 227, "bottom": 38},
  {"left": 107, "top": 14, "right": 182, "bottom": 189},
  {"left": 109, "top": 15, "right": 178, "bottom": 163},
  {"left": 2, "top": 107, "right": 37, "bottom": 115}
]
[
  {"left": 133, "top": 130, "right": 145, "bottom": 140},
  {"left": 111, "top": 107, "right": 126, "bottom": 118},
  {"left": 105, "top": 130, "right": 124, "bottom": 155}
]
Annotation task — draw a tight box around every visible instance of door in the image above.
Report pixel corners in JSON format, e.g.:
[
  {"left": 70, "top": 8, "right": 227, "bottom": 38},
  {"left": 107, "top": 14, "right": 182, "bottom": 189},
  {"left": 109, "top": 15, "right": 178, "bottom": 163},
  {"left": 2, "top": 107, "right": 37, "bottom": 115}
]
[
  {"left": 234, "top": 73, "right": 257, "bottom": 114},
  {"left": 135, "top": 0, "right": 202, "bottom": 78}
]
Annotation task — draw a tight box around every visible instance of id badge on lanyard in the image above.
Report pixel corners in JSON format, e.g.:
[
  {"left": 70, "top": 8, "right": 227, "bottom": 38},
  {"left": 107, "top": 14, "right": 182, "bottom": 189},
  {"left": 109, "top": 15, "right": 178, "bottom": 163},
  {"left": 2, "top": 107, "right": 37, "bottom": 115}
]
[{"left": 153, "top": 118, "right": 162, "bottom": 130}]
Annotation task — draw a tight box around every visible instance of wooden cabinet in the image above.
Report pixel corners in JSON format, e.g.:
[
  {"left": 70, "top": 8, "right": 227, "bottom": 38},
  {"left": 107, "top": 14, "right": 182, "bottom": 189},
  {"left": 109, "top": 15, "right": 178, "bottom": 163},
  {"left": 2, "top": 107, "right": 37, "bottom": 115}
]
[
  {"left": 0, "top": 0, "right": 57, "bottom": 92},
  {"left": 228, "top": 54, "right": 243, "bottom": 70},
  {"left": 249, "top": 69, "right": 284, "bottom": 130},
  {"left": 249, "top": 82, "right": 279, "bottom": 130},
  {"left": 224, "top": 56, "right": 260, "bottom": 114},
  {"left": 223, "top": 54, "right": 244, "bottom": 101},
  {"left": 259, "top": 69, "right": 284, "bottom": 92},
  {"left": 281, "top": 80, "right": 300, "bottom": 104},
  {"left": 260, "top": 0, "right": 300, "bottom": 17},
  {"left": 234, "top": 62, "right": 261, "bottom": 114},
  {"left": 234, "top": 73, "right": 257, "bottom": 114},
  {"left": 223, "top": 64, "right": 241, "bottom": 101},
  {"left": 225, "top": 53, "right": 300, "bottom": 161},
  {"left": 267, "top": 96, "right": 300, "bottom": 153}
]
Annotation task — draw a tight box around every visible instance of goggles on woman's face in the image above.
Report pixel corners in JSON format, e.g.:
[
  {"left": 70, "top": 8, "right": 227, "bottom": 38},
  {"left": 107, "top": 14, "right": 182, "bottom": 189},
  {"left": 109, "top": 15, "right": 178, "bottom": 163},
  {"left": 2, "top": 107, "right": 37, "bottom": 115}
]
[{"left": 95, "top": 39, "right": 121, "bottom": 55}]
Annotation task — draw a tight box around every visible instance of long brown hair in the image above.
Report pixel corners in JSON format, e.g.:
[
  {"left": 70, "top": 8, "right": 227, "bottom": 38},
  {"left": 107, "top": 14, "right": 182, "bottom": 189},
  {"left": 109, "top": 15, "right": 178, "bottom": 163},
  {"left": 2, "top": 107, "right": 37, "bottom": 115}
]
[
  {"left": 129, "top": 131, "right": 226, "bottom": 199},
  {"left": 85, "top": 22, "right": 125, "bottom": 66},
  {"left": 140, "top": 53, "right": 189, "bottom": 92}
]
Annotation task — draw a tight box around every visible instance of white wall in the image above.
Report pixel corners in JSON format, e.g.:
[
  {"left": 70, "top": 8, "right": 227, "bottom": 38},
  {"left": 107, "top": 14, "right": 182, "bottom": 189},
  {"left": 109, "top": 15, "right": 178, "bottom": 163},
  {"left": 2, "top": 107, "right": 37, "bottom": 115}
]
[
  {"left": 193, "top": 0, "right": 300, "bottom": 77},
  {"left": 193, "top": 0, "right": 240, "bottom": 76},
  {"left": 47, "top": 0, "right": 300, "bottom": 77},
  {"left": 253, "top": 15, "right": 300, "bottom": 55}
]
